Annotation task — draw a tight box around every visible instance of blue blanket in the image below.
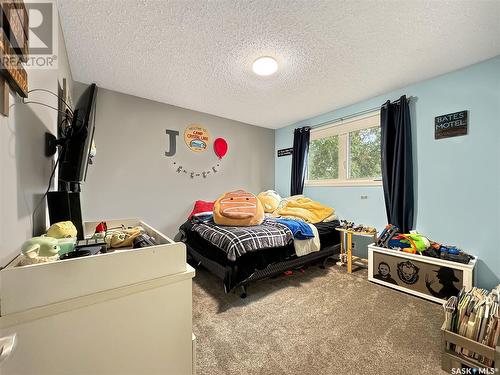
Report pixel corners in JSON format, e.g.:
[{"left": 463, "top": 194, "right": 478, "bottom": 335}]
[{"left": 275, "top": 219, "right": 314, "bottom": 240}]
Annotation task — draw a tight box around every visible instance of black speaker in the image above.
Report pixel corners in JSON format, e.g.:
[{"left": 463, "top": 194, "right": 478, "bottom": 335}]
[{"left": 47, "top": 192, "right": 84, "bottom": 240}]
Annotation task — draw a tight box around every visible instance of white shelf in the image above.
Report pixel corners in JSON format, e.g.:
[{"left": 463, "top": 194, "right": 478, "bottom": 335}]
[{"left": 0, "top": 219, "right": 186, "bottom": 315}]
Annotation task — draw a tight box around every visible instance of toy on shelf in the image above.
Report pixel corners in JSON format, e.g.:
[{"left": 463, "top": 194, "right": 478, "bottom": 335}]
[
  {"left": 375, "top": 224, "right": 399, "bottom": 247},
  {"left": 47, "top": 221, "right": 77, "bottom": 239},
  {"left": 339, "top": 220, "right": 376, "bottom": 234},
  {"left": 336, "top": 222, "right": 378, "bottom": 273},
  {"left": 104, "top": 226, "right": 145, "bottom": 249},
  {"left": 18, "top": 237, "right": 60, "bottom": 266}
]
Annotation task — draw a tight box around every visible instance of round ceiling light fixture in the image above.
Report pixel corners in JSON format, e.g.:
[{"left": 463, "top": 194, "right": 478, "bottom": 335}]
[{"left": 252, "top": 56, "right": 278, "bottom": 76}]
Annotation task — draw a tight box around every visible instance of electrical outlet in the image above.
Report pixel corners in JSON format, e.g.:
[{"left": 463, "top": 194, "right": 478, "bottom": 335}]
[{"left": 361, "top": 195, "right": 368, "bottom": 200}]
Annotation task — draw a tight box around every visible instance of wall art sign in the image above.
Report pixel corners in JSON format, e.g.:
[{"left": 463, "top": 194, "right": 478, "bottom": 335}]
[
  {"left": 435, "top": 110, "right": 468, "bottom": 140},
  {"left": 171, "top": 161, "right": 221, "bottom": 179},
  {"left": 164, "top": 129, "right": 179, "bottom": 157},
  {"left": 213, "top": 138, "right": 228, "bottom": 159},
  {"left": 277, "top": 147, "right": 293, "bottom": 157},
  {"left": 184, "top": 125, "right": 210, "bottom": 152},
  {"left": 164, "top": 126, "right": 228, "bottom": 180}
]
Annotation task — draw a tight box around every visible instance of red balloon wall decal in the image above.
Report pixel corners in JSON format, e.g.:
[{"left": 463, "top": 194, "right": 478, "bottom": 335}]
[{"left": 214, "top": 138, "right": 228, "bottom": 159}]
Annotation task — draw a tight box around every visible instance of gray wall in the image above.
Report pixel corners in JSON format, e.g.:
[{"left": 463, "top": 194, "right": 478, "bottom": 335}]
[
  {"left": 80, "top": 88, "right": 275, "bottom": 237},
  {"left": 0, "top": 20, "right": 75, "bottom": 268}
]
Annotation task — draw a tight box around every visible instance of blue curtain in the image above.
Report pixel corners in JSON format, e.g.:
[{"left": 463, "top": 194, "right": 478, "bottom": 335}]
[
  {"left": 380, "top": 95, "right": 414, "bottom": 233},
  {"left": 290, "top": 127, "right": 310, "bottom": 196}
]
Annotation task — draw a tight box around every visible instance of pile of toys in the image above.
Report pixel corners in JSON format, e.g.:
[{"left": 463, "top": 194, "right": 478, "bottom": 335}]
[
  {"left": 375, "top": 224, "right": 474, "bottom": 264},
  {"left": 339, "top": 220, "right": 377, "bottom": 234},
  {"left": 17, "top": 221, "right": 159, "bottom": 266}
]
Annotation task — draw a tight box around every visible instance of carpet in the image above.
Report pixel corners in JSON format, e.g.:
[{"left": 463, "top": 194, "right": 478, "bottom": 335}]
[{"left": 192, "top": 261, "right": 448, "bottom": 375}]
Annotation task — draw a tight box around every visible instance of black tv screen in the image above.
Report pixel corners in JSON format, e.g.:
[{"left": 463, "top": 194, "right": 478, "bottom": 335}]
[{"left": 58, "top": 83, "right": 98, "bottom": 188}]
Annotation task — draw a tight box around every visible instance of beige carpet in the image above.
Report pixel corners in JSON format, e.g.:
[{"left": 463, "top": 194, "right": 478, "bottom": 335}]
[{"left": 192, "top": 261, "right": 448, "bottom": 375}]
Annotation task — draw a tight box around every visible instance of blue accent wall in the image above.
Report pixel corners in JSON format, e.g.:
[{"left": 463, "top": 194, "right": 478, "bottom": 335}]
[{"left": 275, "top": 56, "right": 500, "bottom": 289}]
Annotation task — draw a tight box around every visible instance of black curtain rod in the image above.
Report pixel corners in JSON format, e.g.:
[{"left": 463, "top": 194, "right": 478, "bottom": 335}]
[{"left": 309, "top": 96, "right": 413, "bottom": 130}]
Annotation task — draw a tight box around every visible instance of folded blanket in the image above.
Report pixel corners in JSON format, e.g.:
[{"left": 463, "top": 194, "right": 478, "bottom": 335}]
[
  {"left": 276, "top": 218, "right": 314, "bottom": 240},
  {"left": 276, "top": 198, "right": 334, "bottom": 224},
  {"left": 192, "top": 219, "right": 293, "bottom": 261},
  {"left": 294, "top": 224, "right": 321, "bottom": 257}
]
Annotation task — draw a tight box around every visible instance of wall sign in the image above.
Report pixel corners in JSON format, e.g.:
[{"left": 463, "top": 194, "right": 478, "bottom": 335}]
[
  {"left": 435, "top": 110, "right": 468, "bottom": 140},
  {"left": 164, "top": 129, "right": 179, "bottom": 156},
  {"left": 172, "top": 161, "right": 221, "bottom": 179},
  {"left": 184, "top": 125, "right": 210, "bottom": 152},
  {"left": 164, "top": 126, "right": 228, "bottom": 180},
  {"left": 277, "top": 147, "right": 293, "bottom": 157}
]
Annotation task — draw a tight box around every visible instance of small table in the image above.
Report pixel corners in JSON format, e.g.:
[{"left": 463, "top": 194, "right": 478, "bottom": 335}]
[{"left": 335, "top": 228, "right": 377, "bottom": 273}]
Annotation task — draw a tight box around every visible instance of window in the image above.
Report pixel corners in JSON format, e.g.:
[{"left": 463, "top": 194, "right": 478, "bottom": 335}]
[{"left": 306, "top": 111, "right": 382, "bottom": 186}]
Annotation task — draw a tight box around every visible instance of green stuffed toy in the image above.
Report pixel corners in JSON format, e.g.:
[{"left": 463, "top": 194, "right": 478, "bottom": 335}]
[{"left": 19, "top": 236, "right": 60, "bottom": 266}]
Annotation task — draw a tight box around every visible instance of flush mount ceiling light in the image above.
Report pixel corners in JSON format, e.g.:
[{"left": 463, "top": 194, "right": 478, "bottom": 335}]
[{"left": 252, "top": 56, "right": 278, "bottom": 76}]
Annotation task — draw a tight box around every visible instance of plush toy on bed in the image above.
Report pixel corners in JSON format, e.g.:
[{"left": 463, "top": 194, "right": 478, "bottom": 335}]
[
  {"left": 213, "top": 190, "right": 265, "bottom": 226},
  {"left": 257, "top": 190, "right": 281, "bottom": 213}
]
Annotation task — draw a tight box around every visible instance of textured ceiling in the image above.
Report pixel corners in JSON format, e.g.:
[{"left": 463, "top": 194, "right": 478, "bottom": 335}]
[{"left": 58, "top": 0, "right": 500, "bottom": 129}]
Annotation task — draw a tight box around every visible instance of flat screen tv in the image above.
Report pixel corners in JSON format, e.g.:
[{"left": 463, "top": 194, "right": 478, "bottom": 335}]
[{"left": 58, "top": 83, "right": 98, "bottom": 191}]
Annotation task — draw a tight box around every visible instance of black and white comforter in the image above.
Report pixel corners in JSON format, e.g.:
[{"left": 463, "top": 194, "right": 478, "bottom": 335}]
[{"left": 191, "top": 219, "right": 293, "bottom": 261}]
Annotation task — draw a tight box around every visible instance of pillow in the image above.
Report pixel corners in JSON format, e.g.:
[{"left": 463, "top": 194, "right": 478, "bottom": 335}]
[
  {"left": 189, "top": 200, "right": 215, "bottom": 219},
  {"left": 257, "top": 190, "right": 282, "bottom": 213},
  {"left": 213, "top": 190, "right": 264, "bottom": 226}
]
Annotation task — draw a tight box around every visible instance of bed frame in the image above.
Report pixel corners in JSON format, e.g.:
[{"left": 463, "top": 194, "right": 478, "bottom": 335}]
[{"left": 187, "top": 243, "right": 340, "bottom": 298}]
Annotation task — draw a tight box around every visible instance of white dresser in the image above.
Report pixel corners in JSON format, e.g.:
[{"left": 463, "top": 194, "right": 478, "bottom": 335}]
[{"left": 0, "top": 219, "right": 195, "bottom": 375}]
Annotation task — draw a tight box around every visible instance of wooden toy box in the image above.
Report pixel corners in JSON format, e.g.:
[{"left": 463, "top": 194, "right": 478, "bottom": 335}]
[{"left": 368, "top": 244, "right": 476, "bottom": 304}]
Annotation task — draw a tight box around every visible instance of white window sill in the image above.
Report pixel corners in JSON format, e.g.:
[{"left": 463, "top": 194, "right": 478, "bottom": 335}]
[{"left": 305, "top": 179, "right": 383, "bottom": 187}]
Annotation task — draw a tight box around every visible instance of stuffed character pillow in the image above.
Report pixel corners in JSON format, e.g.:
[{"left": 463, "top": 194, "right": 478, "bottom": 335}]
[
  {"left": 213, "top": 190, "right": 264, "bottom": 226},
  {"left": 257, "top": 190, "right": 281, "bottom": 213}
]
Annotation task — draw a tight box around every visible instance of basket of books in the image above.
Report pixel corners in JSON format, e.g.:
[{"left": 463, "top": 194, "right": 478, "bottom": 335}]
[{"left": 441, "top": 286, "right": 500, "bottom": 373}]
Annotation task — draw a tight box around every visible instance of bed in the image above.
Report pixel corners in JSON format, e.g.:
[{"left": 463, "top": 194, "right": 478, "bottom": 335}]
[{"left": 178, "top": 218, "right": 341, "bottom": 297}]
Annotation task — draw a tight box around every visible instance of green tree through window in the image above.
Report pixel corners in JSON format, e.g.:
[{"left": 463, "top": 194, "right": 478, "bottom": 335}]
[
  {"left": 306, "top": 112, "right": 381, "bottom": 184},
  {"left": 308, "top": 135, "right": 339, "bottom": 180},
  {"left": 349, "top": 127, "right": 381, "bottom": 179}
]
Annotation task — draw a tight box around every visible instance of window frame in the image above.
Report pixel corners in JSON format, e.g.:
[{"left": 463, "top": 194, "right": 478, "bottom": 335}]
[{"left": 305, "top": 111, "right": 383, "bottom": 187}]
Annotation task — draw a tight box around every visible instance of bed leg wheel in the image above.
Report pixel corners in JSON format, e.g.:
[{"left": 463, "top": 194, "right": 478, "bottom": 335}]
[
  {"left": 320, "top": 257, "right": 329, "bottom": 269},
  {"left": 239, "top": 286, "right": 247, "bottom": 299}
]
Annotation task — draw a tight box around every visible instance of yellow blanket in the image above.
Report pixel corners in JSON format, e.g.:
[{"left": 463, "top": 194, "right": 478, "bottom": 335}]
[{"left": 276, "top": 198, "right": 334, "bottom": 224}]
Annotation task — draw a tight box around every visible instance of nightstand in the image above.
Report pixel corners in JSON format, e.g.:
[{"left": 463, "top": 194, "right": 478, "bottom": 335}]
[{"left": 335, "top": 228, "right": 377, "bottom": 273}]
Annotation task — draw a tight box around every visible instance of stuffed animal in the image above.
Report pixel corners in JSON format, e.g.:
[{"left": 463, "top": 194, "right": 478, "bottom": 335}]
[
  {"left": 213, "top": 190, "right": 264, "bottom": 226},
  {"left": 47, "top": 221, "right": 77, "bottom": 239},
  {"left": 257, "top": 190, "right": 281, "bottom": 213},
  {"left": 18, "top": 236, "right": 60, "bottom": 266},
  {"left": 106, "top": 226, "right": 144, "bottom": 249}
]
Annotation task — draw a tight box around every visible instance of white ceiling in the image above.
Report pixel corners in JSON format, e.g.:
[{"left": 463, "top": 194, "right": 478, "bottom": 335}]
[{"left": 58, "top": 0, "right": 500, "bottom": 129}]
